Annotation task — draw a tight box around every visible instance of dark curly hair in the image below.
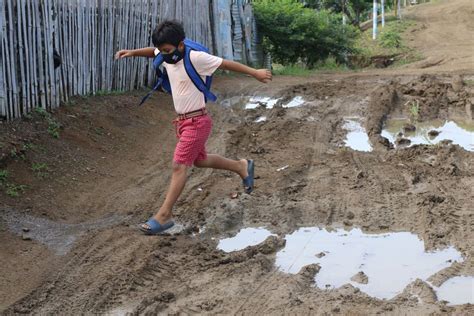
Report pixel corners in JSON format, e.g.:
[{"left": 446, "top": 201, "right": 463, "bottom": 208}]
[{"left": 152, "top": 20, "right": 185, "bottom": 47}]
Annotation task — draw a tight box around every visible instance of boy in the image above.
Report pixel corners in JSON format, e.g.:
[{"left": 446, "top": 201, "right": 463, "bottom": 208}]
[{"left": 115, "top": 20, "right": 272, "bottom": 235}]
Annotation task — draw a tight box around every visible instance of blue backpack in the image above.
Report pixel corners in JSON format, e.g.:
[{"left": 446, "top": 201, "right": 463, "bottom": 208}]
[{"left": 140, "top": 38, "right": 217, "bottom": 106}]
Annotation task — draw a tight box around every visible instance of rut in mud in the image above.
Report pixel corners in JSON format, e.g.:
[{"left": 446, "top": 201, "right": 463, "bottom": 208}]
[{"left": 1, "top": 73, "right": 473, "bottom": 315}]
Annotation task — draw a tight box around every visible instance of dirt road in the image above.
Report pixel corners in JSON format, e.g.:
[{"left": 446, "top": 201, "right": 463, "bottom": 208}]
[{"left": 1, "top": 0, "right": 473, "bottom": 314}]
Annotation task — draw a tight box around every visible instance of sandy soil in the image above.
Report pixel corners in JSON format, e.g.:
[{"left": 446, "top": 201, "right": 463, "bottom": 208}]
[{"left": 1, "top": 0, "right": 473, "bottom": 315}]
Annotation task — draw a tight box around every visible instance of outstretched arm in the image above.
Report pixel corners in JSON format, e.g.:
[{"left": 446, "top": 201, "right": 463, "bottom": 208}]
[
  {"left": 115, "top": 47, "right": 156, "bottom": 59},
  {"left": 219, "top": 59, "right": 272, "bottom": 83}
]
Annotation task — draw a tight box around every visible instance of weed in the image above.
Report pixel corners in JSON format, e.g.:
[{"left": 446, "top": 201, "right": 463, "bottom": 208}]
[
  {"left": 272, "top": 57, "right": 350, "bottom": 76},
  {"left": 6, "top": 183, "right": 26, "bottom": 197},
  {"left": 47, "top": 120, "right": 61, "bottom": 138},
  {"left": 22, "top": 142, "right": 36, "bottom": 151},
  {"left": 406, "top": 100, "right": 420, "bottom": 122},
  {"left": 0, "top": 169, "right": 8, "bottom": 183},
  {"left": 31, "top": 162, "right": 49, "bottom": 178},
  {"left": 34, "top": 107, "right": 61, "bottom": 138},
  {"left": 10, "top": 148, "right": 18, "bottom": 158},
  {"left": 463, "top": 79, "right": 474, "bottom": 86},
  {"left": 380, "top": 30, "right": 402, "bottom": 48},
  {"left": 93, "top": 127, "right": 105, "bottom": 136}
]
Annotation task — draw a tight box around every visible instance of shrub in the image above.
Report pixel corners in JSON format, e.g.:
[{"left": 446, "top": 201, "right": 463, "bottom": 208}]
[{"left": 253, "top": 0, "right": 358, "bottom": 68}]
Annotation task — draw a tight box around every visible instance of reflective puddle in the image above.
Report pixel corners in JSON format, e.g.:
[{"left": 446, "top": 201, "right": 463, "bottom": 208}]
[
  {"left": 275, "top": 227, "right": 463, "bottom": 299},
  {"left": 1, "top": 209, "right": 128, "bottom": 255},
  {"left": 244, "top": 96, "right": 280, "bottom": 110},
  {"left": 283, "top": 96, "right": 305, "bottom": 108},
  {"left": 217, "top": 226, "right": 466, "bottom": 300},
  {"left": 217, "top": 227, "right": 275, "bottom": 252},
  {"left": 434, "top": 276, "right": 474, "bottom": 305},
  {"left": 382, "top": 119, "right": 474, "bottom": 151},
  {"left": 244, "top": 96, "right": 306, "bottom": 110},
  {"left": 342, "top": 118, "right": 373, "bottom": 152}
]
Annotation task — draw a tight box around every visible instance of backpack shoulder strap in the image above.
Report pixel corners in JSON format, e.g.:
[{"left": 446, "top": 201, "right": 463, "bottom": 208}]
[
  {"left": 183, "top": 45, "right": 217, "bottom": 103},
  {"left": 139, "top": 53, "right": 172, "bottom": 106}
]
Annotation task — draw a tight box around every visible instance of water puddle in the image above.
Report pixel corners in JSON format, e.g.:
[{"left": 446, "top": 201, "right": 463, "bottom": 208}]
[
  {"left": 243, "top": 96, "right": 306, "bottom": 110},
  {"left": 283, "top": 96, "right": 305, "bottom": 108},
  {"left": 342, "top": 119, "right": 373, "bottom": 152},
  {"left": 275, "top": 227, "right": 463, "bottom": 299},
  {"left": 217, "top": 227, "right": 276, "bottom": 252},
  {"left": 434, "top": 276, "right": 474, "bottom": 305},
  {"left": 216, "top": 226, "right": 466, "bottom": 300},
  {"left": 1, "top": 209, "right": 128, "bottom": 255},
  {"left": 244, "top": 96, "right": 280, "bottom": 110},
  {"left": 382, "top": 119, "right": 474, "bottom": 151}
]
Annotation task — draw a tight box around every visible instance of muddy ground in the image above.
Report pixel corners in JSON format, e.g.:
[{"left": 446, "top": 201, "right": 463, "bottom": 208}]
[
  {"left": 1, "top": 72, "right": 473, "bottom": 315},
  {"left": 1, "top": 0, "right": 474, "bottom": 314}
]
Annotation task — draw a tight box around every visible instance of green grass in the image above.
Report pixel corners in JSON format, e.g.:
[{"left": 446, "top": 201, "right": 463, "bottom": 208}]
[
  {"left": 31, "top": 162, "right": 49, "bottom": 178},
  {"left": 0, "top": 169, "right": 26, "bottom": 197},
  {"left": 406, "top": 100, "right": 420, "bottom": 122},
  {"left": 0, "top": 169, "right": 8, "bottom": 183},
  {"left": 272, "top": 57, "right": 351, "bottom": 76},
  {"left": 463, "top": 79, "right": 474, "bottom": 86},
  {"left": 34, "top": 107, "right": 61, "bottom": 138},
  {"left": 22, "top": 142, "right": 37, "bottom": 151},
  {"left": 5, "top": 183, "right": 26, "bottom": 197},
  {"left": 354, "top": 19, "right": 422, "bottom": 67}
]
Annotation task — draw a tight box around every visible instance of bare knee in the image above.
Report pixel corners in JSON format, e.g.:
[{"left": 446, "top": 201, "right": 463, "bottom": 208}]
[{"left": 172, "top": 163, "right": 188, "bottom": 174}]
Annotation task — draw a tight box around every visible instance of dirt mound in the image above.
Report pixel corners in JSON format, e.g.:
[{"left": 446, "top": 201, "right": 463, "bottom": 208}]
[{"left": 403, "top": 0, "right": 474, "bottom": 73}]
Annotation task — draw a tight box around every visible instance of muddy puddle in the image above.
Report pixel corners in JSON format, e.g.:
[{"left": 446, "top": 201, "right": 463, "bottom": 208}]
[
  {"left": 235, "top": 95, "right": 306, "bottom": 110},
  {"left": 0, "top": 209, "right": 129, "bottom": 255},
  {"left": 218, "top": 226, "right": 466, "bottom": 301},
  {"left": 342, "top": 118, "right": 373, "bottom": 152},
  {"left": 382, "top": 119, "right": 474, "bottom": 151},
  {"left": 217, "top": 227, "right": 275, "bottom": 252},
  {"left": 434, "top": 276, "right": 474, "bottom": 305}
]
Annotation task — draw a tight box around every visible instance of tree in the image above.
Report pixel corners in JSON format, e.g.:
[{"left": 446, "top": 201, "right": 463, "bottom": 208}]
[
  {"left": 253, "top": 0, "right": 358, "bottom": 67},
  {"left": 301, "top": 0, "right": 373, "bottom": 26}
]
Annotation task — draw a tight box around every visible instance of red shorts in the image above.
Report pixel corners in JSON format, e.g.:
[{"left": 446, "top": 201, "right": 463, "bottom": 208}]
[{"left": 173, "top": 114, "right": 212, "bottom": 166}]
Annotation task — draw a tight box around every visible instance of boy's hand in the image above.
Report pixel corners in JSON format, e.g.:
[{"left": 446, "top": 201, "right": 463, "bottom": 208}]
[
  {"left": 254, "top": 69, "right": 272, "bottom": 83},
  {"left": 115, "top": 49, "right": 134, "bottom": 59}
]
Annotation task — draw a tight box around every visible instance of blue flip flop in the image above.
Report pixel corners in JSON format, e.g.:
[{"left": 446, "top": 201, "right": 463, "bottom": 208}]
[
  {"left": 139, "top": 218, "right": 175, "bottom": 235},
  {"left": 242, "top": 159, "right": 255, "bottom": 194}
]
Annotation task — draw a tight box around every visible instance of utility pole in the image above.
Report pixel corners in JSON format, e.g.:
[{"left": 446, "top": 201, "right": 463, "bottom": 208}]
[
  {"left": 381, "top": 0, "right": 385, "bottom": 27},
  {"left": 373, "top": 0, "right": 378, "bottom": 40},
  {"left": 398, "top": 0, "right": 402, "bottom": 19}
]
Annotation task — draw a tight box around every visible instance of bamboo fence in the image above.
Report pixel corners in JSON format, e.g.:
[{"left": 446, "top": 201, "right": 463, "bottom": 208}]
[{"left": 0, "top": 0, "right": 261, "bottom": 120}]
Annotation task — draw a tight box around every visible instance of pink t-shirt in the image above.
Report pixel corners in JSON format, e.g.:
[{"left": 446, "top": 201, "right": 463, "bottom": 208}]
[{"left": 154, "top": 48, "right": 223, "bottom": 114}]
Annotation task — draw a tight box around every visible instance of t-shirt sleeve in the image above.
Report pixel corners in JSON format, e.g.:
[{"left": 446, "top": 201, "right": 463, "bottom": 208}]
[
  {"left": 154, "top": 48, "right": 160, "bottom": 56},
  {"left": 190, "top": 51, "right": 223, "bottom": 76}
]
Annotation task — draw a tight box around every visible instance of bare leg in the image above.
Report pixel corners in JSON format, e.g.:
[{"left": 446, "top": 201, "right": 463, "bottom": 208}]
[
  {"left": 194, "top": 154, "right": 248, "bottom": 179},
  {"left": 141, "top": 163, "right": 188, "bottom": 229}
]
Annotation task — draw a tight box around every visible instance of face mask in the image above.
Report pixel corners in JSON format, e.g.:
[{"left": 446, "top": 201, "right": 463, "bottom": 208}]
[{"left": 162, "top": 46, "right": 184, "bottom": 64}]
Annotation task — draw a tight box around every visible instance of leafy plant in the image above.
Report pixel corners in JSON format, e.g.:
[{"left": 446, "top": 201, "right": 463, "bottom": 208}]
[
  {"left": 407, "top": 100, "right": 420, "bottom": 122},
  {"left": 380, "top": 30, "right": 402, "bottom": 48},
  {"left": 253, "top": 0, "right": 358, "bottom": 68},
  {"left": 0, "top": 169, "right": 8, "bottom": 184},
  {"left": 6, "top": 183, "right": 26, "bottom": 197},
  {"left": 31, "top": 162, "right": 49, "bottom": 178},
  {"left": 34, "top": 107, "right": 61, "bottom": 138}
]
